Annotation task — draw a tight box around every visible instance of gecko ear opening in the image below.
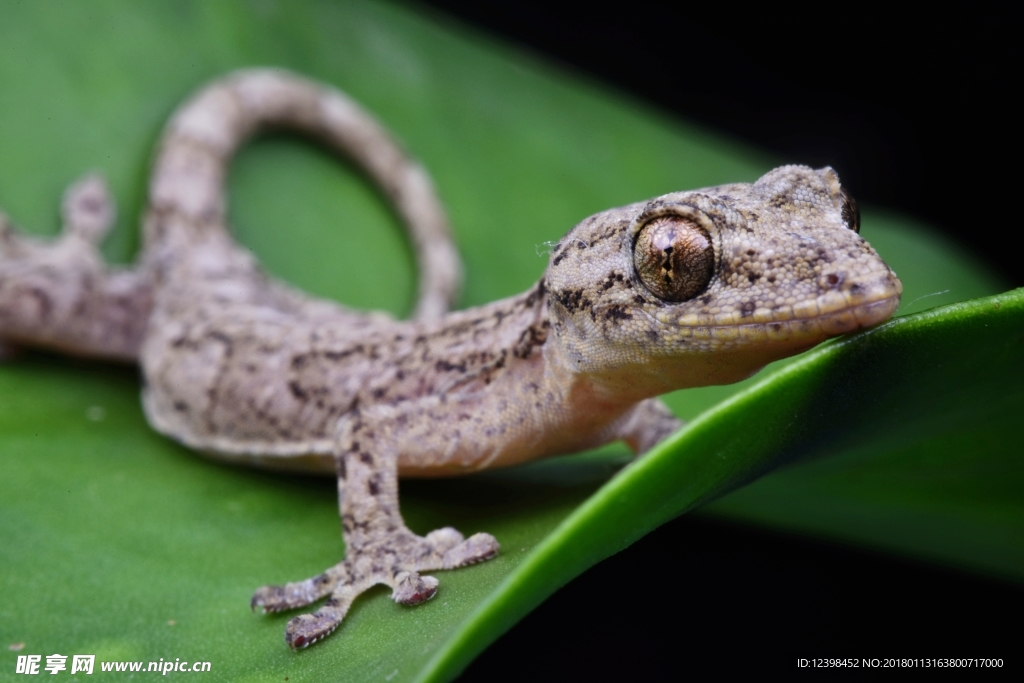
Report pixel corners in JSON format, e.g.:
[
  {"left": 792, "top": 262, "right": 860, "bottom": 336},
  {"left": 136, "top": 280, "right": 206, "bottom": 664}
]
[
  {"left": 633, "top": 214, "right": 714, "bottom": 302},
  {"left": 839, "top": 187, "right": 860, "bottom": 233},
  {"left": 820, "top": 166, "right": 860, "bottom": 234}
]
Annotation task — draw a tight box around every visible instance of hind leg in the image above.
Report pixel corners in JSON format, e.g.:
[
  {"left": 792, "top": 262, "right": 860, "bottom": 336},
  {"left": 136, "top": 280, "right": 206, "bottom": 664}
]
[
  {"left": 0, "top": 174, "right": 151, "bottom": 361},
  {"left": 251, "top": 413, "right": 498, "bottom": 649}
]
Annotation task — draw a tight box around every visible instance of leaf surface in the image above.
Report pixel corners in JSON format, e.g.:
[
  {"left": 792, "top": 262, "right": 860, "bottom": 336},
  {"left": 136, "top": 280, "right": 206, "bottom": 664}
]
[{"left": 0, "top": 2, "right": 1018, "bottom": 681}]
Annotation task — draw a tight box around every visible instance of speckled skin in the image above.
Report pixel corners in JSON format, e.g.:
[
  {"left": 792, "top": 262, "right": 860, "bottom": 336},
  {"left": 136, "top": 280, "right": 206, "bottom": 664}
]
[{"left": 0, "top": 69, "right": 901, "bottom": 649}]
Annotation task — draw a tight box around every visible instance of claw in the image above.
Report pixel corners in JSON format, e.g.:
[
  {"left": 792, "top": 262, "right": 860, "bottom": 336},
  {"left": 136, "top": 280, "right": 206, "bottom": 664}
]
[
  {"left": 251, "top": 586, "right": 289, "bottom": 613},
  {"left": 285, "top": 612, "right": 341, "bottom": 650},
  {"left": 391, "top": 571, "right": 439, "bottom": 605},
  {"left": 283, "top": 593, "right": 354, "bottom": 650}
]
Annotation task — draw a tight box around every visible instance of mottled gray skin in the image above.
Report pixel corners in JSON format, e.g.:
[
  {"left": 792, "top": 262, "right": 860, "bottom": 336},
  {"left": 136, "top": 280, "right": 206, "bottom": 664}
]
[{"left": 0, "top": 69, "right": 901, "bottom": 649}]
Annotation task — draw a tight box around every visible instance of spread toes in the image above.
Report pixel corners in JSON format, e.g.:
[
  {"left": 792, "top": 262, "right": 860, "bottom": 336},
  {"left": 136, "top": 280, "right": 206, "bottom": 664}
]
[{"left": 256, "top": 527, "right": 499, "bottom": 648}]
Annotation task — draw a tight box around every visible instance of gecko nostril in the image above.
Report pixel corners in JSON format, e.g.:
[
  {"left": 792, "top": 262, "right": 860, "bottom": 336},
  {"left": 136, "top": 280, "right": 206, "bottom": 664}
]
[{"left": 825, "top": 273, "right": 843, "bottom": 288}]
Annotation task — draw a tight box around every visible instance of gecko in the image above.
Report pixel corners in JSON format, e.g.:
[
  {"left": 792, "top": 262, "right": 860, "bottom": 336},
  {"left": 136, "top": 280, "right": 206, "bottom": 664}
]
[{"left": 0, "top": 69, "right": 902, "bottom": 649}]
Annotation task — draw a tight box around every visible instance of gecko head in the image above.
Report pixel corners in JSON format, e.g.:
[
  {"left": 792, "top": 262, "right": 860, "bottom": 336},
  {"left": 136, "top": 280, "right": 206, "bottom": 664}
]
[{"left": 544, "top": 165, "right": 902, "bottom": 393}]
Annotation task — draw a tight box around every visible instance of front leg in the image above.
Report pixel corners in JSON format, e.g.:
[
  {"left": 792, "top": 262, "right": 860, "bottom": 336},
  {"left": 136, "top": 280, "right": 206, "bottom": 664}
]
[
  {"left": 618, "top": 397, "right": 684, "bottom": 455},
  {"left": 251, "top": 412, "right": 499, "bottom": 649}
]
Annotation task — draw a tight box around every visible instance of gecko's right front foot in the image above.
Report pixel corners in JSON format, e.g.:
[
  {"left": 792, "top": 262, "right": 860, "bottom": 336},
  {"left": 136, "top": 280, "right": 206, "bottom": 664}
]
[{"left": 252, "top": 526, "right": 499, "bottom": 649}]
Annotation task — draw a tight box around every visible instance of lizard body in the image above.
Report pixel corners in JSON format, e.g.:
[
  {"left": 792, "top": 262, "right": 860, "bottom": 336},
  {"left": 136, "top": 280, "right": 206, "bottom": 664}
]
[{"left": 0, "top": 69, "right": 902, "bottom": 648}]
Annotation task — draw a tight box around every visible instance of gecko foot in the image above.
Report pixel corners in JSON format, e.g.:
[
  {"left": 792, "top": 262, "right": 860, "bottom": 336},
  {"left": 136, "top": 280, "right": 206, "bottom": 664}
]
[{"left": 254, "top": 526, "right": 499, "bottom": 649}]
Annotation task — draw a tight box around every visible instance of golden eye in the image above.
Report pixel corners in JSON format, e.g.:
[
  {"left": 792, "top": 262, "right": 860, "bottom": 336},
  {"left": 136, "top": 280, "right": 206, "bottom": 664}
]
[
  {"left": 633, "top": 215, "right": 714, "bottom": 301},
  {"left": 840, "top": 187, "right": 860, "bottom": 233}
]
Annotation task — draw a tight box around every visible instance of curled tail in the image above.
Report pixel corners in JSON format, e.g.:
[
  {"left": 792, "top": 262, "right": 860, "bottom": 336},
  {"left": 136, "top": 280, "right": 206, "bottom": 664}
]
[{"left": 145, "top": 68, "right": 460, "bottom": 320}]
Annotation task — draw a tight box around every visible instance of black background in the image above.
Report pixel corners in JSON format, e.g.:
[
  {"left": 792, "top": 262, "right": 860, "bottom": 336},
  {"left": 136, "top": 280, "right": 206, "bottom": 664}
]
[
  {"left": 411, "top": 2, "right": 1022, "bottom": 679},
  {"left": 419, "top": 1, "right": 1021, "bottom": 288}
]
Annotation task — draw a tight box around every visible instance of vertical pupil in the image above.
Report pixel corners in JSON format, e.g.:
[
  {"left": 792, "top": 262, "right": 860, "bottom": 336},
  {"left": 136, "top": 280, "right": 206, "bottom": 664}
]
[{"left": 633, "top": 215, "right": 714, "bottom": 301}]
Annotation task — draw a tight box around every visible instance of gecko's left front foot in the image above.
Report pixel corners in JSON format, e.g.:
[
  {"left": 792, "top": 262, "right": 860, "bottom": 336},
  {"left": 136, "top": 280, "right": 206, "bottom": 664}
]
[{"left": 252, "top": 526, "right": 498, "bottom": 649}]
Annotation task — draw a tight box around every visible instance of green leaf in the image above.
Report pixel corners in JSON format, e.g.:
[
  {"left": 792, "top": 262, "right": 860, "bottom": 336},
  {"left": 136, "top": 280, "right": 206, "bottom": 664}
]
[{"left": 0, "top": 1, "right": 1018, "bottom": 682}]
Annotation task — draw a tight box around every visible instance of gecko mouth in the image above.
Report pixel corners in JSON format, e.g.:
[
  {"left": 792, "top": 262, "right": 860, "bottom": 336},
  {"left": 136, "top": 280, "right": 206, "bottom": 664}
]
[
  {"left": 712, "top": 294, "right": 900, "bottom": 343},
  {"left": 649, "top": 273, "right": 903, "bottom": 347}
]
